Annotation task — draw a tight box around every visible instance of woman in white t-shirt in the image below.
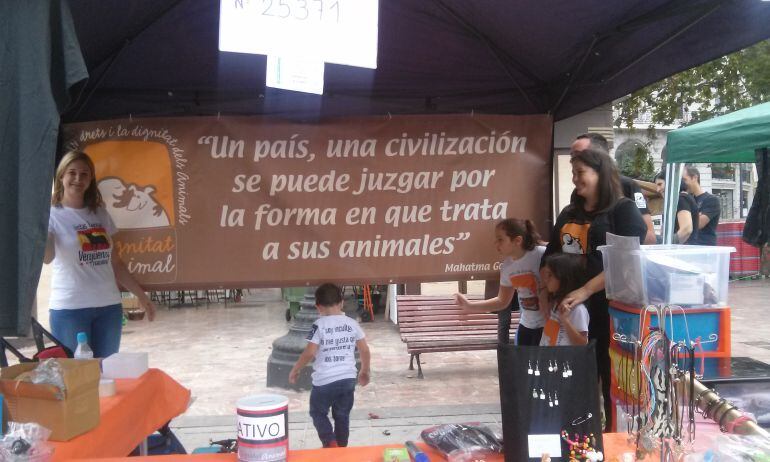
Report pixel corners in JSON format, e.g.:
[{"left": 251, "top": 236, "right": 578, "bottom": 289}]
[
  {"left": 43, "top": 151, "right": 156, "bottom": 358},
  {"left": 455, "top": 218, "right": 548, "bottom": 345},
  {"left": 539, "top": 253, "right": 589, "bottom": 346}
]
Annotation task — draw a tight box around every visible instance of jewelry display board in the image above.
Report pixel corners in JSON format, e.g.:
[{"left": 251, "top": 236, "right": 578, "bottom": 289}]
[{"left": 498, "top": 342, "right": 604, "bottom": 461}]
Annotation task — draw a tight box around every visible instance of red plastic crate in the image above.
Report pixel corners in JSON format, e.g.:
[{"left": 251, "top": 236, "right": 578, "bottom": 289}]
[{"left": 716, "top": 221, "right": 762, "bottom": 277}]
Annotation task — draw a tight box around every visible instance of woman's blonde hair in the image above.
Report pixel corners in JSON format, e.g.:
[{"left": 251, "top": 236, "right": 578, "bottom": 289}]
[{"left": 51, "top": 151, "right": 103, "bottom": 211}]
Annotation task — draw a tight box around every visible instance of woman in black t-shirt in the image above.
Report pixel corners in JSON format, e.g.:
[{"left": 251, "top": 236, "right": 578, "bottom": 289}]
[
  {"left": 654, "top": 171, "right": 699, "bottom": 244},
  {"left": 543, "top": 147, "right": 647, "bottom": 430}
]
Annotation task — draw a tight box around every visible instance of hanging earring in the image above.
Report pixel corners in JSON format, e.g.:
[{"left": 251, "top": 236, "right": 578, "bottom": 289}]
[
  {"left": 528, "top": 361, "right": 533, "bottom": 375},
  {"left": 554, "top": 361, "right": 558, "bottom": 373},
  {"left": 548, "top": 392, "right": 554, "bottom": 407},
  {"left": 533, "top": 388, "right": 539, "bottom": 399},
  {"left": 554, "top": 391, "right": 559, "bottom": 406},
  {"left": 535, "top": 361, "right": 541, "bottom": 376},
  {"left": 562, "top": 362, "right": 569, "bottom": 378},
  {"left": 548, "top": 360, "right": 554, "bottom": 372},
  {"left": 568, "top": 364, "right": 573, "bottom": 377},
  {"left": 540, "top": 388, "right": 546, "bottom": 400}
]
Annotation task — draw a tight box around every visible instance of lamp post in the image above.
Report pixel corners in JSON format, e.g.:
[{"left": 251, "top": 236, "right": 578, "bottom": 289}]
[{"left": 266, "top": 287, "right": 319, "bottom": 390}]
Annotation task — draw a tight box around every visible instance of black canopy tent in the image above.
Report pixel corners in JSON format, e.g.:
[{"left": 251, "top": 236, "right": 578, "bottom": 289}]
[
  {"left": 64, "top": 0, "right": 770, "bottom": 122},
  {"left": 3, "top": 0, "right": 770, "bottom": 335}
]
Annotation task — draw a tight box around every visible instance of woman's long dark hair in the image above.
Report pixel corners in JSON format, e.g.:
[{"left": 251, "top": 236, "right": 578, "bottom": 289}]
[
  {"left": 570, "top": 147, "right": 622, "bottom": 213},
  {"left": 543, "top": 253, "right": 587, "bottom": 304},
  {"left": 496, "top": 218, "right": 540, "bottom": 251}
]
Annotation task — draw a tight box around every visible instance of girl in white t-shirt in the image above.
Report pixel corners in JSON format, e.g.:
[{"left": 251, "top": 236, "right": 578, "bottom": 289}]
[
  {"left": 539, "top": 253, "right": 590, "bottom": 346},
  {"left": 455, "top": 218, "right": 548, "bottom": 346},
  {"left": 44, "top": 151, "right": 157, "bottom": 358}
]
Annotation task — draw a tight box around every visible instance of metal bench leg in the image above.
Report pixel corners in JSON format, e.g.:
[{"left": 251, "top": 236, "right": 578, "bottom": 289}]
[
  {"left": 416, "top": 354, "right": 423, "bottom": 379},
  {"left": 409, "top": 354, "right": 415, "bottom": 370}
]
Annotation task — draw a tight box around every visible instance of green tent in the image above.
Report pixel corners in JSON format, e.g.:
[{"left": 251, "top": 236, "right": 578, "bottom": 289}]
[
  {"left": 667, "top": 101, "right": 770, "bottom": 163},
  {"left": 661, "top": 102, "right": 770, "bottom": 244}
]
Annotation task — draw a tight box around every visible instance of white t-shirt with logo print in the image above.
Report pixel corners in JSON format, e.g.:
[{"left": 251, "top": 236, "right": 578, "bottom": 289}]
[
  {"left": 499, "top": 246, "right": 546, "bottom": 329},
  {"left": 306, "top": 314, "right": 366, "bottom": 386},
  {"left": 48, "top": 206, "right": 122, "bottom": 310},
  {"left": 539, "top": 303, "right": 590, "bottom": 346}
]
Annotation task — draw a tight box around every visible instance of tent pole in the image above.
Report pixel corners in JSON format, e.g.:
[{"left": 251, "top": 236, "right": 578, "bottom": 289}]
[{"left": 662, "top": 163, "right": 682, "bottom": 244}]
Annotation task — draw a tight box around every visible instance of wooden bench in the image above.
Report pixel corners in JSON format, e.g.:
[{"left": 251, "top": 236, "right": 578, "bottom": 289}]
[{"left": 396, "top": 295, "right": 520, "bottom": 378}]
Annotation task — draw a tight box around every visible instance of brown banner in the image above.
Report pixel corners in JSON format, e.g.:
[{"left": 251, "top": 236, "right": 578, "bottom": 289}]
[{"left": 62, "top": 114, "right": 553, "bottom": 289}]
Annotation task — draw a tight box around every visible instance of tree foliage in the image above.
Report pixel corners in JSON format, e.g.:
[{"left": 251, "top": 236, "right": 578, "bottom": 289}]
[
  {"left": 615, "top": 140, "right": 656, "bottom": 181},
  {"left": 614, "top": 40, "right": 770, "bottom": 128}
]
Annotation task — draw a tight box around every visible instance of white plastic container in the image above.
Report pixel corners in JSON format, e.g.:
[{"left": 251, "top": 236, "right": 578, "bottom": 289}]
[
  {"left": 236, "top": 394, "right": 289, "bottom": 462},
  {"left": 598, "top": 244, "right": 735, "bottom": 307},
  {"left": 99, "top": 378, "right": 116, "bottom": 397},
  {"left": 101, "top": 352, "right": 149, "bottom": 379}
]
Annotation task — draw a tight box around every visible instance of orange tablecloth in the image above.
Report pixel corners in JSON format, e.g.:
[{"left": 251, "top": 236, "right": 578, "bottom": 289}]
[
  {"left": 77, "top": 434, "right": 637, "bottom": 461},
  {"left": 52, "top": 368, "right": 191, "bottom": 461}
]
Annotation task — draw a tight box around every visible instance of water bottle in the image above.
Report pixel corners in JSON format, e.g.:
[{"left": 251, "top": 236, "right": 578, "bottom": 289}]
[{"left": 74, "top": 332, "right": 94, "bottom": 359}]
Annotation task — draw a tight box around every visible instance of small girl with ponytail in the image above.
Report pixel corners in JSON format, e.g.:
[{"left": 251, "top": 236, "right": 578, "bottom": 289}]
[{"left": 455, "top": 218, "right": 547, "bottom": 346}]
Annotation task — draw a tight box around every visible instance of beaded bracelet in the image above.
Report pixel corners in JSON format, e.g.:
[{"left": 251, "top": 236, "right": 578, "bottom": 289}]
[
  {"left": 704, "top": 397, "right": 726, "bottom": 419},
  {"left": 724, "top": 413, "right": 756, "bottom": 434},
  {"left": 717, "top": 403, "right": 738, "bottom": 432},
  {"left": 695, "top": 388, "right": 713, "bottom": 409}
]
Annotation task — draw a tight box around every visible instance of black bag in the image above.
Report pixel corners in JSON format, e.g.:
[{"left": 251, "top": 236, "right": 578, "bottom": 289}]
[
  {"left": 0, "top": 317, "right": 72, "bottom": 367},
  {"left": 497, "top": 342, "right": 603, "bottom": 461},
  {"left": 129, "top": 423, "right": 186, "bottom": 456},
  {"left": 744, "top": 148, "right": 769, "bottom": 248}
]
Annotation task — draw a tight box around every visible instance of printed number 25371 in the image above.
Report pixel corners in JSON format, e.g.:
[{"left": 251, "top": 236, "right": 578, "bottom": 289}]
[{"left": 260, "top": 0, "right": 340, "bottom": 22}]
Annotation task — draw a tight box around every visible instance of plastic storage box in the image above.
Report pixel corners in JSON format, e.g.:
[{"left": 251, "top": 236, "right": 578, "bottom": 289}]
[
  {"left": 102, "top": 352, "right": 149, "bottom": 379},
  {"left": 598, "top": 244, "right": 735, "bottom": 307}
]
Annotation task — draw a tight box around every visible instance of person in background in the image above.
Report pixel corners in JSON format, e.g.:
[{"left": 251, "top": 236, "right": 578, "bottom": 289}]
[
  {"left": 654, "top": 171, "right": 699, "bottom": 244},
  {"left": 456, "top": 218, "right": 547, "bottom": 346},
  {"left": 44, "top": 151, "right": 156, "bottom": 358},
  {"left": 539, "top": 253, "right": 589, "bottom": 346},
  {"left": 543, "top": 146, "right": 647, "bottom": 429},
  {"left": 573, "top": 133, "right": 657, "bottom": 244},
  {"left": 289, "top": 283, "right": 371, "bottom": 448},
  {"left": 683, "top": 165, "right": 721, "bottom": 245}
]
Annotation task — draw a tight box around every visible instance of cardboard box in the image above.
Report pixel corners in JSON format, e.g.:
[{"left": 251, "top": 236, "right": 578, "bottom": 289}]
[{"left": 0, "top": 359, "right": 100, "bottom": 441}]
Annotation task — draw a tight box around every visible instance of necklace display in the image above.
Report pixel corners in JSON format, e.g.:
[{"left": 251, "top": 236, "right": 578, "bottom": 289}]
[{"left": 613, "top": 305, "right": 699, "bottom": 461}]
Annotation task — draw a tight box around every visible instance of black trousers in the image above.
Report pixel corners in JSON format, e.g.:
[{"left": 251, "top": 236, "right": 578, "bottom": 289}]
[
  {"left": 515, "top": 324, "right": 543, "bottom": 346},
  {"left": 497, "top": 292, "right": 520, "bottom": 345},
  {"left": 587, "top": 293, "right": 612, "bottom": 430}
]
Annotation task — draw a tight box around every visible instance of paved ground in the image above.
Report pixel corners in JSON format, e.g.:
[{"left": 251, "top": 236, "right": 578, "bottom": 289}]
[{"left": 16, "top": 273, "right": 770, "bottom": 451}]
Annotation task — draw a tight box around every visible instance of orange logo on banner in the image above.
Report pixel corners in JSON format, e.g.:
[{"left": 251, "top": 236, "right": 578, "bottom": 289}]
[
  {"left": 88, "top": 140, "right": 175, "bottom": 229},
  {"left": 85, "top": 140, "right": 179, "bottom": 283}
]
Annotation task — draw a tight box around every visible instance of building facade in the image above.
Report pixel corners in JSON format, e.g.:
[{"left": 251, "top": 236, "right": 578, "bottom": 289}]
[{"left": 612, "top": 108, "right": 758, "bottom": 223}]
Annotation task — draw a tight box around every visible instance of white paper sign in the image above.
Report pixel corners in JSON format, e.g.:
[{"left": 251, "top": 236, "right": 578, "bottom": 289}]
[
  {"left": 265, "top": 56, "right": 325, "bottom": 94},
  {"left": 668, "top": 273, "right": 705, "bottom": 305},
  {"left": 219, "top": 0, "right": 378, "bottom": 69},
  {"left": 528, "top": 434, "right": 562, "bottom": 459}
]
